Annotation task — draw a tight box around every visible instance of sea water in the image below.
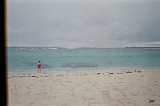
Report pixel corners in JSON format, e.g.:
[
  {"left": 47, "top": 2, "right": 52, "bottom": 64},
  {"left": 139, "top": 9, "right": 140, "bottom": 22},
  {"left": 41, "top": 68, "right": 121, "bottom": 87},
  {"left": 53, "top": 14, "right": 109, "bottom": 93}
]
[{"left": 7, "top": 47, "right": 160, "bottom": 73}]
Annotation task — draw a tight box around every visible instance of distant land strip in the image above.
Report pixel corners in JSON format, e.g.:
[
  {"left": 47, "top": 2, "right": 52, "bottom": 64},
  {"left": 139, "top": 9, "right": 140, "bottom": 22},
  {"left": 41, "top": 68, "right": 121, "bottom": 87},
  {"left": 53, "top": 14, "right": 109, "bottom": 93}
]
[{"left": 126, "top": 47, "right": 160, "bottom": 48}]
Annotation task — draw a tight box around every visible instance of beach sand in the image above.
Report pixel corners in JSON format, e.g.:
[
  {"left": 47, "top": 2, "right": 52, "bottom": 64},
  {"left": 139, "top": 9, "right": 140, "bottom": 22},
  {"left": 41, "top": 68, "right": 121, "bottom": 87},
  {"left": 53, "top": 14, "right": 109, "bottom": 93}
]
[{"left": 7, "top": 69, "right": 160, "bottom": 106}]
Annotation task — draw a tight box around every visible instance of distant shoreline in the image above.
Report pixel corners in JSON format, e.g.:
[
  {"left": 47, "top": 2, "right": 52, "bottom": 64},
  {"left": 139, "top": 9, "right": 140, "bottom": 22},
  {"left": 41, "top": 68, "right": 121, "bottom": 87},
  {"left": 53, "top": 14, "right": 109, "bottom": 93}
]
[{"left": 126, "top": 47, "right": 160, "bottom": 48}]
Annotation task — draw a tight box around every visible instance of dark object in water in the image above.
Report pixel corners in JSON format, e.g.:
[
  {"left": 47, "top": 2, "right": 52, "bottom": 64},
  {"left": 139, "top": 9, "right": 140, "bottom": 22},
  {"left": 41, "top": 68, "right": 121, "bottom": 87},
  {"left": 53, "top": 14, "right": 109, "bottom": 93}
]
[{"left": 149, "top": 100, "right": 155, "bottom": 103}]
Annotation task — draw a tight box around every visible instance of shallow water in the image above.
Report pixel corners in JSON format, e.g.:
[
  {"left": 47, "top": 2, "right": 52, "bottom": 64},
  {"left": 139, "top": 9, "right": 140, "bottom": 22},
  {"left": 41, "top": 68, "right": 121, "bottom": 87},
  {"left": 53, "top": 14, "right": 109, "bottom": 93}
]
[{"left": 7, "top": 47, "right": 160, "bottom": 72}]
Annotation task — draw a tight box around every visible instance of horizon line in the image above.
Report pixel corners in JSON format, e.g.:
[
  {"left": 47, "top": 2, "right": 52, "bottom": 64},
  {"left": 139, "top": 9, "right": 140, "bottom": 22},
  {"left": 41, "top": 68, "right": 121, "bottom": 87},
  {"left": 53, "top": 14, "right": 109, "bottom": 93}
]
[{"left": 6, "top": 46, "right": 160, "bottom": 48}]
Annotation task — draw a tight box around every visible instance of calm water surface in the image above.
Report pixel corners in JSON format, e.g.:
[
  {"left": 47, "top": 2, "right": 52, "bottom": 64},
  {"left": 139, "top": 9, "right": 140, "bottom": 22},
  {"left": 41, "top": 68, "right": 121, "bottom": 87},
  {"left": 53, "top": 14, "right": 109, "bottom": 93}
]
[{"left": 7, "top": 47, "right": 160, "bottom": 72}]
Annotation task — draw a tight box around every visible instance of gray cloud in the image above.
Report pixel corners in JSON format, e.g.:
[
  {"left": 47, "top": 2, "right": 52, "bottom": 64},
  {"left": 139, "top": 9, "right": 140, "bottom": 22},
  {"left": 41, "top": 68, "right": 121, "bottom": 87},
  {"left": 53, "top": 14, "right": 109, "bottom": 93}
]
[{"left": 7, "top": 0, "right": 160, "bottom": 47}]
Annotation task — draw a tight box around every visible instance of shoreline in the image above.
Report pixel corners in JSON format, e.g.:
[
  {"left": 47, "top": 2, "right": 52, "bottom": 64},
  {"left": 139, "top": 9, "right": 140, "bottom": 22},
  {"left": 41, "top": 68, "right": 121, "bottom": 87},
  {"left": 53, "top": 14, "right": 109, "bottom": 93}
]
[
  {"left": 7, "top": 67, "right": 160, "bottom": 74},
  {"left": 7, "top": 69, "right": 160, "bottom": 106}
]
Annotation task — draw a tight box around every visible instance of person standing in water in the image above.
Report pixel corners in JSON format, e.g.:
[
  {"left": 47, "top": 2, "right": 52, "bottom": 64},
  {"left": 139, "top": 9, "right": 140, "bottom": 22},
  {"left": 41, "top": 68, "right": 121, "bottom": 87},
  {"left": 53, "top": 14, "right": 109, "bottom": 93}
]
[{"left": 37, "top": 61, "right": 42, "bottom": 73}]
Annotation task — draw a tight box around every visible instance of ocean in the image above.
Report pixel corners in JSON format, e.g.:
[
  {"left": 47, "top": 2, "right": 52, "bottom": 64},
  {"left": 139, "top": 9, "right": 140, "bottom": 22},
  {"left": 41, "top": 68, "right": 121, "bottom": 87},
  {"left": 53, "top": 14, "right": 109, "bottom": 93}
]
[{"left": 7, "top": 47, "right": 160, "bottom": 73}]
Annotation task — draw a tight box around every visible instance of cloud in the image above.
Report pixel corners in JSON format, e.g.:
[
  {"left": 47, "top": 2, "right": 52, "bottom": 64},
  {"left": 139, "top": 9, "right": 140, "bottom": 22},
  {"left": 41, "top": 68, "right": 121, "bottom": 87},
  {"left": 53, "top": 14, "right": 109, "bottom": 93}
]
[{"left": 7, "top": 0, "right": 160, "bottom": 47}]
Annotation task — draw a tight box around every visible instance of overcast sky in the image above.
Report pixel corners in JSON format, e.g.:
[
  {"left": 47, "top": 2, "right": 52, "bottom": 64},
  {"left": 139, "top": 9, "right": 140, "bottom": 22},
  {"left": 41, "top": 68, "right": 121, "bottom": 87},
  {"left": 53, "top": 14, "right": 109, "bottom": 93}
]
[{"left": 7, "top": 0, "right": 160, "bottom": 48}]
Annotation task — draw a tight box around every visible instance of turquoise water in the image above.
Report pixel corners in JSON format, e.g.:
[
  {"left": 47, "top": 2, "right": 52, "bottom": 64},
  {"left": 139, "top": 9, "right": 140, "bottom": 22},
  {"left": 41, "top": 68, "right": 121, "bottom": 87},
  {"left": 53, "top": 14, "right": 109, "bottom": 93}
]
[{"left": 7, "top": 47, "right": 160, "bottom": 72}]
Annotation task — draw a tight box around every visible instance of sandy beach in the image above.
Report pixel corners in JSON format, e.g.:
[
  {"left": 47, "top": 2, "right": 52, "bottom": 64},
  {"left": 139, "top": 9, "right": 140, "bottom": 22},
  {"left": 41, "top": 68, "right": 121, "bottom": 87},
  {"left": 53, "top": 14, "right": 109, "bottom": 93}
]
[{"left": 7, "top": 69, "right": 160, "bottom": 106}]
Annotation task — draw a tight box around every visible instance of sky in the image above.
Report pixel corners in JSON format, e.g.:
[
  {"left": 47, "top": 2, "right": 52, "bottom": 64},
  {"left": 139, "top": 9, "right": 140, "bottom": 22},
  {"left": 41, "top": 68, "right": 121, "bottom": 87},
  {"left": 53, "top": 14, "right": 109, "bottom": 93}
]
[{"left": 7, "top": 0, "right": 160, "bottom": 48}]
